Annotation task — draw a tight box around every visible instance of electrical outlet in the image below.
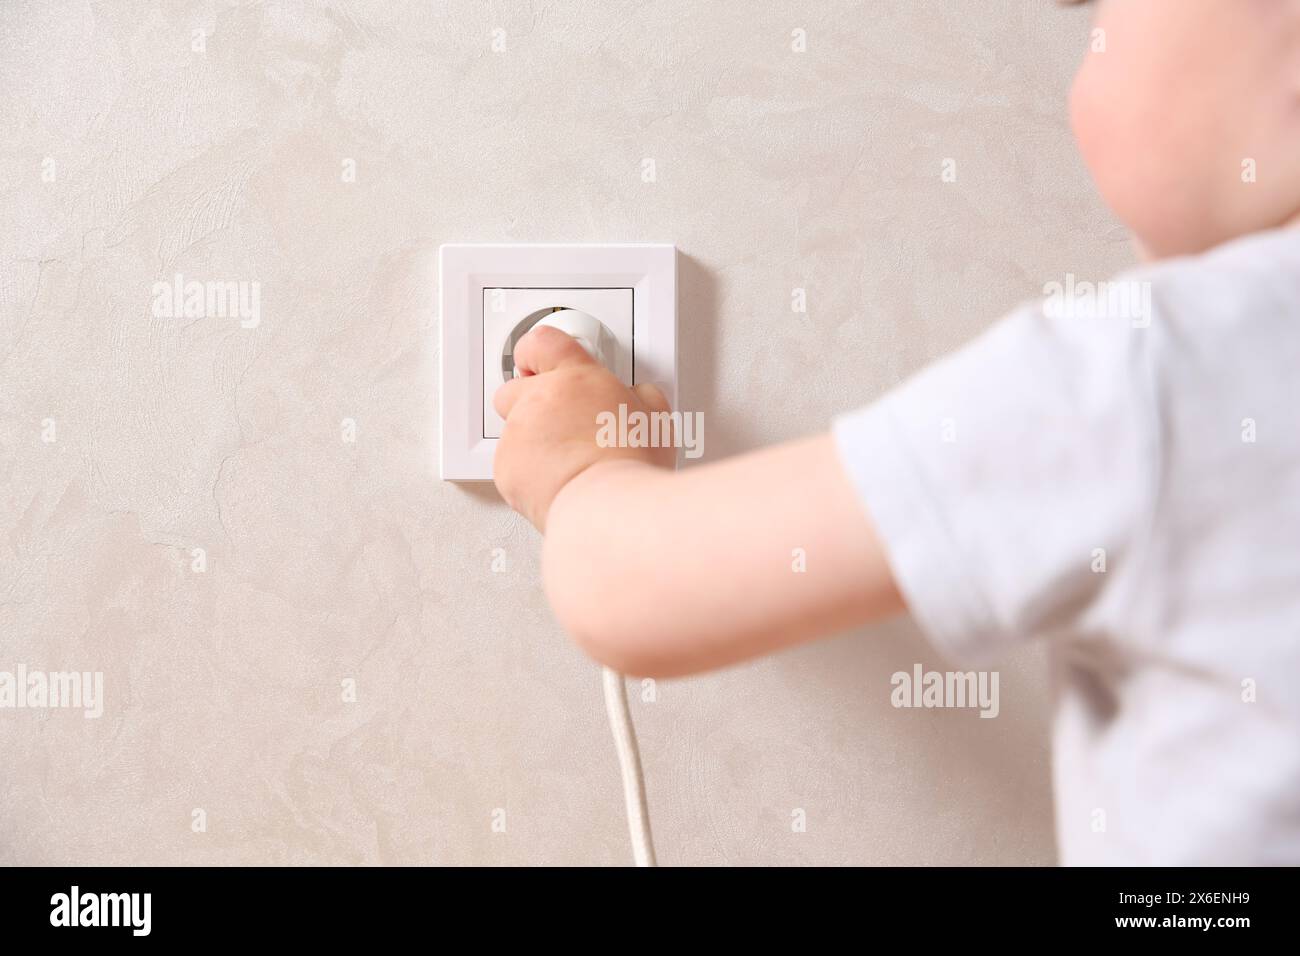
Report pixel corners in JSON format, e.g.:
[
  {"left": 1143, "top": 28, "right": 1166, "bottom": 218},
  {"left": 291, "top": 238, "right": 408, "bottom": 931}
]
[{"left": 439, "top": 243, "right": 676, "bottom": 481}]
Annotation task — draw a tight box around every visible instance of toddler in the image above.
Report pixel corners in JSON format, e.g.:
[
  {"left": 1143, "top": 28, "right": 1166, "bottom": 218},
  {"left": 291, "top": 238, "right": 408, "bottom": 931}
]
[{"left": 490, "top": 0, "right": 1300, "bottom": 865}]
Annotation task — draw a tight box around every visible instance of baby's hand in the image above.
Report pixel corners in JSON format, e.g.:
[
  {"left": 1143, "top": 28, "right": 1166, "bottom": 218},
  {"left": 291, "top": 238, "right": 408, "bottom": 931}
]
[{"left": 492, "top": 325, "right": 674, "bottom": 531}]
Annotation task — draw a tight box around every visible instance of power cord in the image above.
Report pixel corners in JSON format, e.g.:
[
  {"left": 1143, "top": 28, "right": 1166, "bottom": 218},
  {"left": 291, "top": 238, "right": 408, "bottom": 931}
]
[{"left": 602, "top": 666, "right": 657, "bottom": 866}]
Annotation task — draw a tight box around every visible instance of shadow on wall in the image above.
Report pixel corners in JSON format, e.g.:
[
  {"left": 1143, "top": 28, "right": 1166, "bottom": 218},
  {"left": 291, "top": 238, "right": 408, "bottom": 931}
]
[
  {"left": 677, "top": 251, "right": 773, "bottom": 459},
  {"left": 676, "top": 251, "right": 719, "bottom": 461}
]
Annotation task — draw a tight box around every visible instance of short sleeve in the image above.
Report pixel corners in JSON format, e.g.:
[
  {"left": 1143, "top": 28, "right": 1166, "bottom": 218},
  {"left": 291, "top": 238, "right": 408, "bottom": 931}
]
[{"left": 832, "top": 302, "right": 1158, "bottom": 665}]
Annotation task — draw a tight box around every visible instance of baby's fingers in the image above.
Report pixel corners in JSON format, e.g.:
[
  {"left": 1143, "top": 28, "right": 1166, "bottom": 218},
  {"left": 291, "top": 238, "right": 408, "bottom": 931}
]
[{"left": 493, "top": 375, "right": 530, "bottom": 420}]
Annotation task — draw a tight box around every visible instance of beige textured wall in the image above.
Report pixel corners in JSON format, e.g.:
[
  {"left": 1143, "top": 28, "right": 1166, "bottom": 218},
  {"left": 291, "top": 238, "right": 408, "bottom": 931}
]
[{"left": 1, "top": 0, "right": 1132, "bottom": 865}]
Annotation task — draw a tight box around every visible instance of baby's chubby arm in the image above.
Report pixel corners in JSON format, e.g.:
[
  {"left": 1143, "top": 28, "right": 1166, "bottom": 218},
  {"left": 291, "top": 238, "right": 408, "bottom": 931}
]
[{"left": 493, "top": 325, "right": 903, "bottom": 677}]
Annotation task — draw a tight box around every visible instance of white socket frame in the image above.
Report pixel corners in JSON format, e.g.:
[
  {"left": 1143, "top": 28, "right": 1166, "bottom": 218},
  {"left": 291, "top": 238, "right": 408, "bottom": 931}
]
[{"left": 439, "top": 243, "right": 677, "bottom": 481}]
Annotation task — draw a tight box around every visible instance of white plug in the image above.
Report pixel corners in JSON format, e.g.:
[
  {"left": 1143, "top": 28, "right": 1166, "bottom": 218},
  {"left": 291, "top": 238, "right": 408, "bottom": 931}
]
[{"left": 527, "top": 309, "right": 617, "bottom": 372}]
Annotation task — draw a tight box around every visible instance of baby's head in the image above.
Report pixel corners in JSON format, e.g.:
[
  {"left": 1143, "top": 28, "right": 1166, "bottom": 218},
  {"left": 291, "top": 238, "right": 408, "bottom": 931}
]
[{"left": 1068, "top": 0, "right": 1300, "bottom": 259}]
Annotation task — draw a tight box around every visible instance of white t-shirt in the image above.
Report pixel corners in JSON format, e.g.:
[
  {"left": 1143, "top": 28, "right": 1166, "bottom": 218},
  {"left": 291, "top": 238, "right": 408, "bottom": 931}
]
[{"left": 832, "top": 227, "right": 1300, "bottom": 865}]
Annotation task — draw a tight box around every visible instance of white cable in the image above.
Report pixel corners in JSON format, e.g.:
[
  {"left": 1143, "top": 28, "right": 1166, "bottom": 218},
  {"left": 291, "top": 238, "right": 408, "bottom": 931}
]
[{"left": 602, "top": 666, "right": 657, "bottom": 867}]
